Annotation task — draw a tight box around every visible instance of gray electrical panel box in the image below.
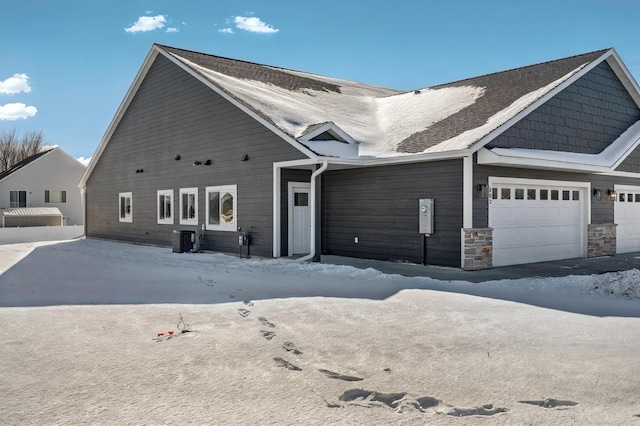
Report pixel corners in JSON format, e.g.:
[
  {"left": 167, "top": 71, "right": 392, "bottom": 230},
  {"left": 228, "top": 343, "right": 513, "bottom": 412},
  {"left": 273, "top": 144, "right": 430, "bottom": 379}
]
[{"left": 419, "top": 199, "right": 434, "bottom": 235}]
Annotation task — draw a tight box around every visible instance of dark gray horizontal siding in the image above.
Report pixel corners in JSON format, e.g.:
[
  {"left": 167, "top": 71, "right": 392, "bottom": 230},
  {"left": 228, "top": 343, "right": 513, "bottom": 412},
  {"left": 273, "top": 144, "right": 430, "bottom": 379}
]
[
  {"left": 489, "top": 62, "right": 640, "bottom": 154},
  {"left": 86, "top": 54, "right": 307, "bottom": 256},
  {"left": 473, "top": 163, "right": 640, "bottom": 227},
  {"left": 322, "top": 160, "right": 463, "bottom": 267}
]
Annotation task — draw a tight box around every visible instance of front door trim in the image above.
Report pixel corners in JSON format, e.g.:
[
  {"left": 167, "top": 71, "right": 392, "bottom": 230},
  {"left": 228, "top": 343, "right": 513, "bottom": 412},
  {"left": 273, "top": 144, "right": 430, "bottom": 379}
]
[{"left": 288, "top": 181, "right": 311, "bottom": 256}]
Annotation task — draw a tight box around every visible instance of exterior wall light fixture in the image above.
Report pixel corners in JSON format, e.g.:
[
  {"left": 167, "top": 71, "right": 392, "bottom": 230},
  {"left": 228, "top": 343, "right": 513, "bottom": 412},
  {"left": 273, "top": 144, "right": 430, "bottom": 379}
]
[
  {"left": 477, "top": 183, "right": 488, "bottom": 198},
  {"left": 607, "top": 189, "right": 617, "bottom": 200},
  {"left": 593, "top": 188, "right": 602, "bottom": 201}
]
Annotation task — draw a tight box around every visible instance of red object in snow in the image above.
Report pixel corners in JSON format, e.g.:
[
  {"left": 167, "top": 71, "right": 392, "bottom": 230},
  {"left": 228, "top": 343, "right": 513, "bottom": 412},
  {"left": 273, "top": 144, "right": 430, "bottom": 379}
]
[
  {"left": 168, "top": 331, "right": 174, "bottom": 335},
  {"left": 157, "top": 333, "right": 165, "bottom": 337}
]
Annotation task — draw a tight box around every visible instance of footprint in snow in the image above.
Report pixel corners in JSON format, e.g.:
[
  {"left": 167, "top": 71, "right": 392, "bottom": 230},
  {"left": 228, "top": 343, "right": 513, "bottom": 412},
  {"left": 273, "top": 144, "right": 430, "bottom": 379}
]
[
  {"left": 282, "top": 342, "right": 302, "bottom": 355},
  {"left": 260, "top": 330, "right": 276, "bottom": 340},
  {"left": 259, "top": 317, "right": 275, "bottom": 328}
]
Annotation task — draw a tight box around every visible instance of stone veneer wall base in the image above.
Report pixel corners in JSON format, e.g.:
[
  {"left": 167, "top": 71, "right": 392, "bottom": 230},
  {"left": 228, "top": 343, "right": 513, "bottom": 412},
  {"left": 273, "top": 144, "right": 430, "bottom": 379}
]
[
  {"left": 461, "top": 227, "right": 493, "bottom": 271},
  {"left": 588, "top": 223, "right": 617, "bottom": 257}
]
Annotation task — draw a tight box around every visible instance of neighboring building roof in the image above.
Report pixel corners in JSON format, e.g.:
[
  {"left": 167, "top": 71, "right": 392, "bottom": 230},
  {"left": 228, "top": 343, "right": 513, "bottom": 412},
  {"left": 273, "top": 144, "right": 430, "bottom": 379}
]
[
  {"left": 0, "top": 148, "right": 54, "bottom": 182},
  {"left": 159, "top": 45, "right": 614, "bottom": 158},
  {"left": 0, "top": 207, "right": 63, "bottom": 217}
]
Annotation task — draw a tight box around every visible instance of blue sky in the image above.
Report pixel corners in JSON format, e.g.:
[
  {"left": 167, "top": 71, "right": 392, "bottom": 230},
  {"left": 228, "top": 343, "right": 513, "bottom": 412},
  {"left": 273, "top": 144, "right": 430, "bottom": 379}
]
[{"left": 2, "top": 0, "right": 640, "bottom": 162}]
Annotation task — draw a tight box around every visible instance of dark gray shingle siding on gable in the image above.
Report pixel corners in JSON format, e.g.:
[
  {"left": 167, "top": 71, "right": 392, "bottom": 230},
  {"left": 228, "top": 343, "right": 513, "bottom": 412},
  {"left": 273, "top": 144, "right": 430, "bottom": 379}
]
[
  {"left": 322, "top": 160, "right": 463, "bottom": 267},
  {"left": 85, "top": 53, "right": 308, "bottom": 256},
  {"left": 489, "top": 62, "right": 640, "bottom": 153},
  {"left": 615, "top": 142, "right": 640, "bottom": 172},
  {"left": 397, "top": 50, "right": 608, "bottom": 153}
]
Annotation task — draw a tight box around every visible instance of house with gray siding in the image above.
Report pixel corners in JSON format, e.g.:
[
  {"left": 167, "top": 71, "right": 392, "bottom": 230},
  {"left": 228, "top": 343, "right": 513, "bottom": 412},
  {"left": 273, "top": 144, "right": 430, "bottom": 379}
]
[{"left": 80, "top": 44, "right": 640, "bottom": 269}]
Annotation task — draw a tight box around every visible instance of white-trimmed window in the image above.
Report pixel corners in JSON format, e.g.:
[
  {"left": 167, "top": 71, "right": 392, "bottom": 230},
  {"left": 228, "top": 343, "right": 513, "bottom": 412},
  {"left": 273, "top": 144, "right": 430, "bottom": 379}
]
[
  {"left": 119, "top": 192, "right": 133, "bottom": 223},
  {"left": 180, "top": 187, "right": 198, "bottom": 225},
  {"left": 45, "top": 190, "right": 66, "bottom": 203},
  {"left": 206, "top": 185, "right": 237, "bottom": 231},
  {"left": 9, "top": 190, "right": 26, "bottom": 207},
  {"left": 157, "top": 189, "right": 173, "bottom": 225}
]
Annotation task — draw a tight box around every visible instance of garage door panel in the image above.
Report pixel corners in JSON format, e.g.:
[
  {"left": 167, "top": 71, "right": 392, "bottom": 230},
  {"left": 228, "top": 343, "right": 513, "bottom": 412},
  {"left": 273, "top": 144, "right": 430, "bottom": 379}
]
[
  {"left": 615, "top": 189, "right": 640, "bottom": 254},
  {"left": 490, "top": 181, "right": 585, "bottom": 267}
]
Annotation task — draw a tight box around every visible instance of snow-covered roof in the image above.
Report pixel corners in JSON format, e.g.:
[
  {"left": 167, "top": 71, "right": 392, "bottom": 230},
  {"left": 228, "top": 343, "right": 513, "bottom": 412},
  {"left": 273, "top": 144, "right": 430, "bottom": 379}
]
[{"left": 159, "top": 45, "right": 612, "bottom": 159}]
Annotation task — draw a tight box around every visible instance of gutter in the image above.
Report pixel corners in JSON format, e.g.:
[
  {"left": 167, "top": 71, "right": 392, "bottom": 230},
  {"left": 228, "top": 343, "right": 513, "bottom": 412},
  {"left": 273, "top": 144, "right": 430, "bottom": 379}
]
[{"left": 297, "top": 160, "right": 329, "bottom": 262}]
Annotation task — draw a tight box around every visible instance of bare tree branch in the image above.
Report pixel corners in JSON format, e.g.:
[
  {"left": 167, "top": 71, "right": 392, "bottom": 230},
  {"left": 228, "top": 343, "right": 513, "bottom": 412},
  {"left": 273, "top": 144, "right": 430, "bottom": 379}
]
[{"left": 0, "top": 129, "right": 46, "bottom": 173}]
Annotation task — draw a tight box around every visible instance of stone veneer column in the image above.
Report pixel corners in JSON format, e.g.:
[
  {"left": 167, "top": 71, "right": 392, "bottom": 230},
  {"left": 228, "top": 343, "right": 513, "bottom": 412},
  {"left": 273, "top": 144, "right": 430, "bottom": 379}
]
[
  {"left": 462, "top": 228, "right": 493, "bottom": 270},
  {"left": 588, "top": 223, "right": 617, "bottom": 257}
]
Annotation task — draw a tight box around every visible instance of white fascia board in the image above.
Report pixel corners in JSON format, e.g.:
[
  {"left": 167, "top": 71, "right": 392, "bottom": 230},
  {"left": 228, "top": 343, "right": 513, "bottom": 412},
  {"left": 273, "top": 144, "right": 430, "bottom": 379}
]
[
  {"left": 79, "top": 46, "right": 161, "bottom": 188},
  {"left": 477, "top": 147, "right": 611, "bottom": 173},
  {"left": 606, "top": 49, "right": 640, "bottom": 108},
  {"left": 324, "top": 149, "right": 470, "bottom": 168},
  {"left": 273, "top": 149, "right": 471, "bottom": 171},
  {"left": 160, "top": 50, "right": 318, "bottom": 160},
  {"left": 598, "top": 170, "right": 640, "bottom": 179},
  {"left": 273, "top": 158, "right": 323, "bottom": 169},
  {"left": 467, "top": 50, "right": 614, "bottom": 155}
]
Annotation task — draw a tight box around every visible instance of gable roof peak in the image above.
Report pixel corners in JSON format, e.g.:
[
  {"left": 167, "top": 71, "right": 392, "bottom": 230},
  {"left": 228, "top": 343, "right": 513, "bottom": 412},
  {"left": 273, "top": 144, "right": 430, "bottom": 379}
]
[{"left": 0, "top": 148, "right": 55, "bottom": 182}]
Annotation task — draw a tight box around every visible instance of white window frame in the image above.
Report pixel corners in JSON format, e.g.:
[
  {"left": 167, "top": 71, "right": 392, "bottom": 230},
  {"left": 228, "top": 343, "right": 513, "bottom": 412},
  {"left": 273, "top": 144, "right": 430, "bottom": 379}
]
[
  {"left": 179, "top": 187, "right": 198, "bottom": 225},
  {"left": 9, "top": 190, "right": 26, "bottom": 208},
  {"left": 157, "top": 189, "right": 174, "bottom": 225},
  {"left": 205, "top": 185, "right": 237, "bottom": 231},
  {"left": 45, "top": 190, "right": 67, "bottom": 203},
  {"left": 119, "top": 192, "right": 133, "bottom": 223}
]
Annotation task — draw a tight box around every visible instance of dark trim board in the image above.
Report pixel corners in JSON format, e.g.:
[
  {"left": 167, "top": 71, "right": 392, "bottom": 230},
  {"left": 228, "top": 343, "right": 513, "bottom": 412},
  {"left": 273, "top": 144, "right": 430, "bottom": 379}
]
[{"left": 322, "top": 160, "right": 464, "bottom": 267}]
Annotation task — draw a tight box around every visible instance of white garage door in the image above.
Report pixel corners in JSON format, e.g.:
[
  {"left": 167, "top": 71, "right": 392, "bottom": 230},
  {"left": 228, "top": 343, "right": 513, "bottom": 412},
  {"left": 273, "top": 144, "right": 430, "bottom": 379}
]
[
  {"left": 489, "top": 179, "right": 586, "bottom": 267},
  {"left": 614, "top": 186, "right": 640, "bottom": 253}
]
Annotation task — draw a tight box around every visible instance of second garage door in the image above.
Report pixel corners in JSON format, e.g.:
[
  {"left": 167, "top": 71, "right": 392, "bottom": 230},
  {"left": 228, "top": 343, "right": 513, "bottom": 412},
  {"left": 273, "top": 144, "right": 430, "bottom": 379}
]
[
  {"left": 489, "top": 178, "right": 587, "bottom": 267},
  {"left": 614, "top": 185, "right": 640, "bottom": 254}
]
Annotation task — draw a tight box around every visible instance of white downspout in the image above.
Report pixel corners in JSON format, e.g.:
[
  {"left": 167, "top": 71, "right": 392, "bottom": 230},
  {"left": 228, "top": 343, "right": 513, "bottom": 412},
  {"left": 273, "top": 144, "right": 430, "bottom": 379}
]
[
  {"left": 272, "top": 165, "right": 281, "bottom": 257},
  {"left": 297, "top": 160, "right": 328, "bottom": 262}
]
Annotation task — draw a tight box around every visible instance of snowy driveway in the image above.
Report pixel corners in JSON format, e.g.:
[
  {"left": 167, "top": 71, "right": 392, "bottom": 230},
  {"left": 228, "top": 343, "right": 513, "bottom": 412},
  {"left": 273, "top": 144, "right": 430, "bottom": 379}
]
[{"left": 0, "top": 239, "right": 639, "bottom": 318}]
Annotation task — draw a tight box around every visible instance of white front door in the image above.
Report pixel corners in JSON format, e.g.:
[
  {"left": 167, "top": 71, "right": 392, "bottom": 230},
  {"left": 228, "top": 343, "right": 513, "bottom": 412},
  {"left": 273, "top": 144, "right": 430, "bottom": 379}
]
[
  {"left": 489, "top": 178, "right": 587, "bottom": 267},
  {"left": 614, "top": 186, "right": 640, "bottom": 253},
  {"left": 289, "top": 184, "right": 311, "bottom": 255}
]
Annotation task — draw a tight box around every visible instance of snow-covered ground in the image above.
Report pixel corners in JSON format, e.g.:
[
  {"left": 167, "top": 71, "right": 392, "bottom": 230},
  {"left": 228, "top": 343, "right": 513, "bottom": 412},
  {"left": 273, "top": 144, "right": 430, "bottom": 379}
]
[{"left": 1, "top": 239, "right": 639, "bottom": 425}]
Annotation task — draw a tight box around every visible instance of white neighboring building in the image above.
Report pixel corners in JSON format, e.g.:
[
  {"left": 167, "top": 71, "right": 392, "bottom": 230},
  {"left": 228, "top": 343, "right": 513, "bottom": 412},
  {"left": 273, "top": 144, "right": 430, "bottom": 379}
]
[{"left": 0, "top": 148, "right": 86, "bottom": 226}]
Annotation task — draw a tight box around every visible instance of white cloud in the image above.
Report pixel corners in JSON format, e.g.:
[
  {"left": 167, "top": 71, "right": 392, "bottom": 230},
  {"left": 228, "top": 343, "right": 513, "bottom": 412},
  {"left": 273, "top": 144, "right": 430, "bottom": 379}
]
[
  {"left": 0, "top": 103, "right": 37, "bottom": 120},
  {"left": 125, "top": 15, "right": 166, "bottom": 33},
  {"left": 76, "top": 157, "right": 91, "bottom": 166},
  {"left": 0, "top": 73, "right": 32, "bottom": 95},
  {"left": 234, "top": 16, "right": 279, "bottom": 33},
  {"left": 218, "top": 28, "right": 234, "bottom": 34},
  {"left": 166, "top": 27, "right": 179, "bottom": 33}
]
